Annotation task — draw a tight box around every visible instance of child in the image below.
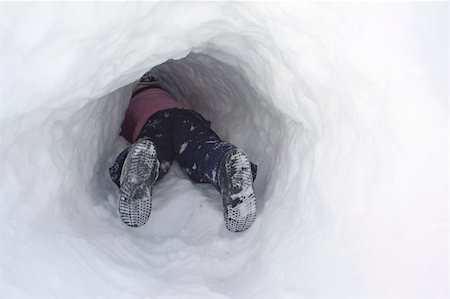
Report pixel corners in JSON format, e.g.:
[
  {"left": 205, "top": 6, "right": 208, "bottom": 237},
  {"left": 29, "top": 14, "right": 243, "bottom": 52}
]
[{"left": 109, "top": 71, "right": 257, "bottom": 232}]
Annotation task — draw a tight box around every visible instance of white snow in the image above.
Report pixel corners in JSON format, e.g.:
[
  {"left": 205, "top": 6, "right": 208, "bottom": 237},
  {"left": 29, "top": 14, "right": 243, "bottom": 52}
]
[
  {"left": 0, "top": 2, "right": 447, "bottom": 298},
  {"left": 179, "top": 142, "right": 188, "bottom": 154}
]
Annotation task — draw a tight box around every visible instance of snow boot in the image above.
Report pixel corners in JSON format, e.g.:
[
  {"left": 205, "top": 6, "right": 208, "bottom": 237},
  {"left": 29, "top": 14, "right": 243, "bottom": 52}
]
[
  {"left": 218, "top": 149, "right": 257, "bottom": 232},
  {"left": 132, "top": 70, "right": 161, "bottom": 96},
  {"left": 119, "top": 137, "right": 160, "bottom": 227}
]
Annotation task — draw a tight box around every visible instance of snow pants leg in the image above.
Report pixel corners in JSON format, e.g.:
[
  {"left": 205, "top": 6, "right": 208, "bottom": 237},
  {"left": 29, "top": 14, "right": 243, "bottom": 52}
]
[{"left": 109, "top": 108, "right": 257, "bottom": 191}]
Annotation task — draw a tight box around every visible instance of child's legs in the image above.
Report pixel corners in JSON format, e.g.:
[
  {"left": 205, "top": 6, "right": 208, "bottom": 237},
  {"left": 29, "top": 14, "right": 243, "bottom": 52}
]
[
  {"left": 172, "top": 109, "right": 257, "bottom": 191},
  {"left": 110, "top": 108, "right": 257, "bottom": 189}
]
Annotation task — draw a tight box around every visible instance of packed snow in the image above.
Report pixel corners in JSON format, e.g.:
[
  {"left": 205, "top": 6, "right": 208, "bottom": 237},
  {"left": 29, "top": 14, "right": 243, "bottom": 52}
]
[{"left": 0, "top": 2, "right": 447, "bottom": 298}]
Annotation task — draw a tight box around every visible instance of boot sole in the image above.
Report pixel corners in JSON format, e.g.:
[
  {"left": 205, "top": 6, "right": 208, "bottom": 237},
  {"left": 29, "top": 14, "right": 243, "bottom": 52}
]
[
  {"left": 221, "top": 150, "right": 256, "bottom": 232},
  {"left": 119, "top": 138, "right": 159, "bottom": 227}
]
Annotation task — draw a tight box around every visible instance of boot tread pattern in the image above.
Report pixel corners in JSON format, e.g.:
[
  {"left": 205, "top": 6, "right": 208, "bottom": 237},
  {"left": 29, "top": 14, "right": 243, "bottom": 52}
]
[
  {"left": 219, "top": 150, "right": 256, "bottom": 232},
  {"left": 119, "top": 138, "right": 159, "bottom": 227}
]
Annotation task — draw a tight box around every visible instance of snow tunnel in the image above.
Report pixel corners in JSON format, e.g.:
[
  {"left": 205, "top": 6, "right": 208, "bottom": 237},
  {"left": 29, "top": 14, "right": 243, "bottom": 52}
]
[{"left": 0, "top": 2, "right": 447, "bottom": 298}]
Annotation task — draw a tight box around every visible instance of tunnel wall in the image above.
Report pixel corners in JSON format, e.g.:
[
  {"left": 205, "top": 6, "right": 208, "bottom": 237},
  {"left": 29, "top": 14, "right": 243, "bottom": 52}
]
[{"left": 0, "top": 2, "right": 447, "bottom": 297}]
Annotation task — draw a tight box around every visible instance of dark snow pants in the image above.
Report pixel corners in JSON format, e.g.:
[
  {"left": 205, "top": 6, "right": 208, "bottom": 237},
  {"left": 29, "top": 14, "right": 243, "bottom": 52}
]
[{"left": 109, "top": 108, "right": 257, "bottom": 191}]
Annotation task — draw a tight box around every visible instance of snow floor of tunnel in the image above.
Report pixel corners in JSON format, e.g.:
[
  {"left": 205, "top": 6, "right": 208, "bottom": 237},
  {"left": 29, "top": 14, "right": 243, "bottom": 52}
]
[{"left": 102, "top": 162, "right": 260, "bottom": 298}]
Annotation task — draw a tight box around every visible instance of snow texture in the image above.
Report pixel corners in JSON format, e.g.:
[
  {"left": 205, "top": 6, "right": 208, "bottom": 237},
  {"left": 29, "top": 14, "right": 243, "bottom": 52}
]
[
  {"left": 0, "top": 2, "right": 447, "bottom": 298},
  {"left": 179, "top": 142, "right": 188, "bottom": 154}
]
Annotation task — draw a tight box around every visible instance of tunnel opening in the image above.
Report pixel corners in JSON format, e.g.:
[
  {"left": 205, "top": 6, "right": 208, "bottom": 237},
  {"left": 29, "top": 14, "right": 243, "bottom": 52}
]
[{"left": 66, "top": 49, "right": 309, "bottom": 298}]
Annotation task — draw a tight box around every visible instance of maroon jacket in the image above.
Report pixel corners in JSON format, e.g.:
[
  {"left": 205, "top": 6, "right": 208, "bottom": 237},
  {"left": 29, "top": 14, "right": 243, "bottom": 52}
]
[{"left": 121, "top": 88, "right": 181, "bottom": 143}]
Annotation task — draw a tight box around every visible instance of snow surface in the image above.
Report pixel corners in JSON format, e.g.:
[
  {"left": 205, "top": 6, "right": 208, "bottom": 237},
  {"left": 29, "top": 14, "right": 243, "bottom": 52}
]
[{"left": 0, "top": 2, "right": 448, "bottom": 298}]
